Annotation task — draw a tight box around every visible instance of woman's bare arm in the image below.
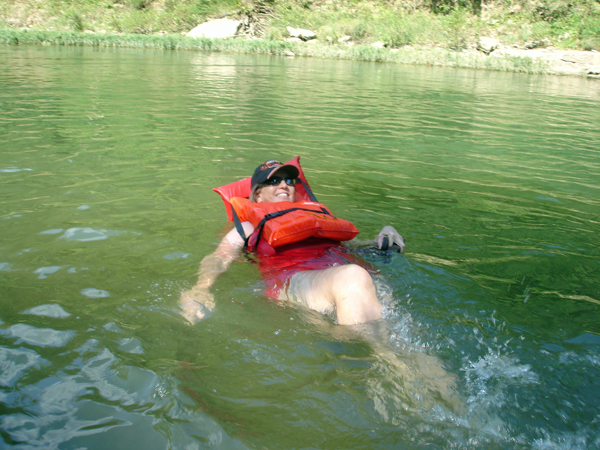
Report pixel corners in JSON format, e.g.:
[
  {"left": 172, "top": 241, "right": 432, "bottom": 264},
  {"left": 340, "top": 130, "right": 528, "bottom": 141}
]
[{"left": 179, "top": 222, "right": 254, "bottom": 323}]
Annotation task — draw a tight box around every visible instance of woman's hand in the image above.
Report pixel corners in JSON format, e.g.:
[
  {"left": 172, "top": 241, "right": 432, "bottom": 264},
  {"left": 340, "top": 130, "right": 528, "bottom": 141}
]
[
  {"left": 179, "top": 287, "right": 215, "bottom": 324},
  {"left": 178, "top": 224, "right": 250, "bottom": 324},
  {"left": 375, "top": 226, "right": 405, "bottom": 254}
]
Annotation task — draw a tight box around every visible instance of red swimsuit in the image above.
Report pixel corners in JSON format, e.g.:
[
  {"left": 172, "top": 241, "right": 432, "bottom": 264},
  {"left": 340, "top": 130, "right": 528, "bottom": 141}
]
[{"left": 249, "top": 233, "right": 376, "bottom": 299}]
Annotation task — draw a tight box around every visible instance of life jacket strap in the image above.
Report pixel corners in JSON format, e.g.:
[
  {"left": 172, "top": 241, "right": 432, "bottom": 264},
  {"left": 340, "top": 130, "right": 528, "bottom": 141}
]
[
  {"left": 231, "top": 205, "right": 249, "bottom": 246},
  {"left": 298, "top": 178, "right": 318, "bottom": 202},
  {"left": 250, "top": 206, "right": 332, "bottom": 250}
]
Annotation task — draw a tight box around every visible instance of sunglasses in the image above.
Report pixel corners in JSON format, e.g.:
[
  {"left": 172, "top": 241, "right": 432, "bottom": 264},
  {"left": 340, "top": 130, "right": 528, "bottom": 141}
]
[{"left": 262, "top": 176, "right": 297, "bottom": 187}]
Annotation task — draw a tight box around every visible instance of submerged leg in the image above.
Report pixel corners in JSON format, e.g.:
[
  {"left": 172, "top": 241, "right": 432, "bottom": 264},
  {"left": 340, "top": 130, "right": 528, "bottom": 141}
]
[
  {"left": 283, "top": 264, "right": 382, "bottom": 325},
  {"left": 283, "top": 269, "right": 464, "bottom": 412}
]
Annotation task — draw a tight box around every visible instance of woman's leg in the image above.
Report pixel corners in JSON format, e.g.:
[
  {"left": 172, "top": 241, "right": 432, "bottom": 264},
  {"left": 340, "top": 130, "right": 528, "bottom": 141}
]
[
  {"left": 282, "top": 264, "right": 382, "bottom": 325},
  {"left": 282, "top": 267, "right": 463, "bottom": 411}
]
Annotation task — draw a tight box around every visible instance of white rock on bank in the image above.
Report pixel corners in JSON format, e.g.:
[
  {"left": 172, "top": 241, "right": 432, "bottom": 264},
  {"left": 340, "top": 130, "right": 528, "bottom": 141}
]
[
  {"left": 187, "top": 19, "right": 241, "bottom": 39},
  {"left": 287, "top": 26, "right": 316, "bottom": 41},
  {"left": 478, "top": 36, "right": 500, "bottom": 54}
]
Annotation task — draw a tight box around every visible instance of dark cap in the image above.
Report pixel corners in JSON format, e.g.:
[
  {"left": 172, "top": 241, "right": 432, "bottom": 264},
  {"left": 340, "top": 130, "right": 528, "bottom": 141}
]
[{"left": 251, "top": 160, "right": 299, "bottom": 190}]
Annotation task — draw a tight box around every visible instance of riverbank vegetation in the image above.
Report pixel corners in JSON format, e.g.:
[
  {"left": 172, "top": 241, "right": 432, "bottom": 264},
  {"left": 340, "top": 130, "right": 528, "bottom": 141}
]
[
  {"left": 1, "top": 0, "right": 599, "bottom": 76},
  {"left": 0, "top": 27, "right": 555, "bottom": 75},
  {"left": 2, "top": 0, "right": 599, "bottom": 51}
]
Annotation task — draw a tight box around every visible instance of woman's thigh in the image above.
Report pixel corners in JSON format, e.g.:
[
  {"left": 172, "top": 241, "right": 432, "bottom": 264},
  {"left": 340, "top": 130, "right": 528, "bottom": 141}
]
[
  {"left": 281, "top": 267, "right": 340, "bottom": 314},
  {"left": 281, "top": 264, "right": 381, "bottom": 324}
]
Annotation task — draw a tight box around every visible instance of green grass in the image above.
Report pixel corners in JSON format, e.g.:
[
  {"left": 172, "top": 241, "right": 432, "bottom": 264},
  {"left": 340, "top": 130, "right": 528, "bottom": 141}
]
[
  {"left": 0, "top": 27, "right": 552, "bottom": 75},
  {"left": 1, "top": 0, "right": 598, "bottom": 75},
  {"left": 265, "top": 0, "right": 600, "bottom": 51},
  {"left": 0, "top": 0, "right": 243, "bottom": 34},
  {"left": 2, "top": 0, "right": 599, "bottom": 51}
]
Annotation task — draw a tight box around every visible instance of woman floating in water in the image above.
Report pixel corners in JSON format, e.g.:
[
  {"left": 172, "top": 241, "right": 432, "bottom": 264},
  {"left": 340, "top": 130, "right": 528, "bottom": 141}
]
[
  {"left": 180, "top": 157, "right": 463, "bottom": 413},
  {"left": 180, "top": 157, "right": 404, "bottom": 325}
]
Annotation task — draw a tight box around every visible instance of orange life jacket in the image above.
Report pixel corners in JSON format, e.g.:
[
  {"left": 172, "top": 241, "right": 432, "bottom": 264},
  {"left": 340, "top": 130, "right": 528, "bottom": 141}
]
[
  {"left": 213, "top": 156, "right": 359, "bottom": 248},
  {"left": 230, "top": 197, "right": 359, "bottom": 248}
]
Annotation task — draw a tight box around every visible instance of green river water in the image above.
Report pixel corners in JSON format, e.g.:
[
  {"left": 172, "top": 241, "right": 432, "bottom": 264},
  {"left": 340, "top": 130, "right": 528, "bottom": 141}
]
[{"left": 1, "top": 44, "right": 599, "bottom": 449}]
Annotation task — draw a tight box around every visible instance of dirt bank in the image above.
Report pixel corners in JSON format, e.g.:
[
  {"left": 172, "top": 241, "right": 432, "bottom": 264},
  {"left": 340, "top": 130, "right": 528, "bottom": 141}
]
[{"left": 481, "top": 46, "right": 600, "bottom": 77}]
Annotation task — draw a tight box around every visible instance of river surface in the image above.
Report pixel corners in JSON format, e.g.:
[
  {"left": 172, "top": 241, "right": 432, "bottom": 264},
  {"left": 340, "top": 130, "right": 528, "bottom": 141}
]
[{"left": 1, "top": 44, "right": 599, "bottom": 449}]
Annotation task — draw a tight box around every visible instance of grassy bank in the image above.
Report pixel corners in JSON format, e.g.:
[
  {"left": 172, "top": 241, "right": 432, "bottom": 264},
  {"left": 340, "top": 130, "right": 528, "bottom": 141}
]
[
  {"left": 1, "top": 0, "right": 599, "bottom": 75},
  {"left": 1, "top": 27, "right": 553, "bottom": 74},
  {"left": 2, "top": 0, "right": 599, "bottom": 50}
]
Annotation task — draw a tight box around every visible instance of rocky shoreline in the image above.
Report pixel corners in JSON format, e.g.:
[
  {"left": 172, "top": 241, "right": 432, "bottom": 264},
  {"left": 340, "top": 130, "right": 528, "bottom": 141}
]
[
  {"left": 3, "top": 0, "right": 600, "bottom": 78},
  {"left": 187, "top": 18, "right": 600, "bottom": 78},
  {"left": 473, "top": 45, "right": 600, "bottom": 78},
  {"left": 3, "top": 25, "right": 599, "bottom": 79}
]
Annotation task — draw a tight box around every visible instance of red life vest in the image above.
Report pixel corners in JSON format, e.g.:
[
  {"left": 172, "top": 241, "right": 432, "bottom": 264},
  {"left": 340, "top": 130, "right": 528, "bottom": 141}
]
[
  {"left": 230, "top": 197, "right": 359, "bottom": 248},
  {"left": 213, "top": 156, "right": 359, "bottom": 248}
]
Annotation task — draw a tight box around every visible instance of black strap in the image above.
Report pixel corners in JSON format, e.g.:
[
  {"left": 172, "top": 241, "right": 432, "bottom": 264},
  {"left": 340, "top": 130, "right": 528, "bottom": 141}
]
[
  {"left": 298, "top": 179, "right": 319, "bottom": 203},
  {"left": 230, "top": 179, "right": 317, "bottom": 249},
  {"left": 230, "top": 206, "right": 248, "bottom": 246},
  {"left": 250, "top": 206, "right": 332, "bottom": 250}
]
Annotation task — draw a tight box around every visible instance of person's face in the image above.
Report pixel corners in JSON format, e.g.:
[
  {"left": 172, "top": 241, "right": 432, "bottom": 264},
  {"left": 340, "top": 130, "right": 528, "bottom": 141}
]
[{"left": 255, "top": 176, "right": 296, "bottom": 203}]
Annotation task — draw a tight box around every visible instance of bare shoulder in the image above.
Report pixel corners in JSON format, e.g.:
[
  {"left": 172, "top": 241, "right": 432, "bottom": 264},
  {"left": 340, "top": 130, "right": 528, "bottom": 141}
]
[{"left": 222, "top": 221, "right": 254, "bottom": 248}]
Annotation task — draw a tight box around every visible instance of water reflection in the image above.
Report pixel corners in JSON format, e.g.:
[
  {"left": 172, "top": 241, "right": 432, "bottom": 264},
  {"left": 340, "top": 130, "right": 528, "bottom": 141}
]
[
  {"left": 0, "top": 347, "right": 46, "bottom": 387},
  {"left": 6, "top": 324, "right": 75, "bottom": 347},
  {"left": 22, "top": 303, "right": 72, "bottom": 318}
]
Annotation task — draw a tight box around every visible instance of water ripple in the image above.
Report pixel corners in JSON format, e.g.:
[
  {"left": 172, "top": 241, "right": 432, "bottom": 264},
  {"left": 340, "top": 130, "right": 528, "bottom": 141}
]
[
  {"left": 60, "top": 227, "right": 121, "bottom": 242},
  {"left": 0, "top": 346, "right": 47, "bottom": 387},
  {"left": 22, "top": 304, "right": 71, "bottom": 318},
  {"left": 5, "top": 324, "right": 75, "bottom": 348},
  {"left": 80, "top": 288, "right": 110, "bottom": 299}
]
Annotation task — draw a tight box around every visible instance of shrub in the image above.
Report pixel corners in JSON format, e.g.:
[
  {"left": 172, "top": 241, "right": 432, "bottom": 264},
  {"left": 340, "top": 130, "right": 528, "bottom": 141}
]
[
  {"left": 442, "top": 7, "right": 473, "bottom": 50},
  {"left": 69, "top": 12, "right": 86, "bottom": 32}
]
